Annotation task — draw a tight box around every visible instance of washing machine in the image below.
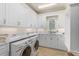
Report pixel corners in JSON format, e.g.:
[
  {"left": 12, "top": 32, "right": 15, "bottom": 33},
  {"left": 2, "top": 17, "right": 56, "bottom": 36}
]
[{"left": 10, "top": 35, "right": 38, "bottom": 56}]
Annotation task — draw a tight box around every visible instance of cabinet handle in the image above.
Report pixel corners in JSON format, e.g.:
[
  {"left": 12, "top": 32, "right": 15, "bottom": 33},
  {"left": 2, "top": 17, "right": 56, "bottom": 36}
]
[
  {"left": 3, "top": 19, "right": 6, "bottom": 24},
  {"left": 17, "top": 21, "right": 20, "bottom": 26}
]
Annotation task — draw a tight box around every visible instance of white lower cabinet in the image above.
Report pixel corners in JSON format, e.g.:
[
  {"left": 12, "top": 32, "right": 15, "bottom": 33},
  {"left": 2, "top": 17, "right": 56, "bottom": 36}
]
[
  {"left": 38, "top": 34, "right": 48, "bottom": 47},
  {"left": 38, "top": 34, "right": 46, "bottom": 46},
  {"left": 0, "top": 44, "right": 9, "bottom": 56},
  {"left": 49, "top": 34, "right": 58, "bottom": 49},
  {"left": 38, "top": 34, "right": 67, "bottom": 51},
  {"left": 57, "top": 34, "right": 67, "bottom": 50}
]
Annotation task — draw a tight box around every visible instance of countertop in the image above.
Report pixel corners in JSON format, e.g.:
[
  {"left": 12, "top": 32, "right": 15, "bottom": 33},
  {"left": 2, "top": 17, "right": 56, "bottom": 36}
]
[
  {"left": 0, "top": 33, "right": 38, "bottom": 45},
  {"left": 6, "top": 33, "right": 38, "bottom": 43},
  {"left": 38, "top": 32, "right": 64, "bottom": 35}
]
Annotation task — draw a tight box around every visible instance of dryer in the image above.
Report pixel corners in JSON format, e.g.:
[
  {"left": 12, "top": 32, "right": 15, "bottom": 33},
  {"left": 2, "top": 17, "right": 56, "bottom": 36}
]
[
  {"left": 10, "top": 35, "right": 38, "bottom": 56},
  {"left": 28, "top": 35, "right": 39, "bottom": 56},
  {"left": 33, "top": 39, "right": 39, "bottom": 56},
  {"left": 34, "top": 40, "right": 39, "bottom": 51}
]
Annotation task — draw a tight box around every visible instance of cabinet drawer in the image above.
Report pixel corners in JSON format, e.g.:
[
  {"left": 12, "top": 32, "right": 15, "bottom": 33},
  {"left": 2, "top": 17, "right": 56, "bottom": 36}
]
[
  {"left": 0, "top": 44, "right": 9, "bottom": 50},
  {"left": 0, "top": 53, "right": 9, "bottom": 56}
]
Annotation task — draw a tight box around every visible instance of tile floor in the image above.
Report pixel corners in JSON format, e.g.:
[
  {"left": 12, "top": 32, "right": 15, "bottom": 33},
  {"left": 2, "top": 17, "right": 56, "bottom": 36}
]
[{"left": 37, "top": 47, "right": 68, "bottom": 56}]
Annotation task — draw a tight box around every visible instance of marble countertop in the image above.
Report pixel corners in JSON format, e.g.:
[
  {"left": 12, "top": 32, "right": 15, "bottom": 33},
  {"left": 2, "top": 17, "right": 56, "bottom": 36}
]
[
  {"left": 38, "top": 32, "right": 64, "bottom": 35},
  {"left": 0, "top": 33, "right": 38, "bottom": 45},
  {"left": 6, "top": 33, "right": 38, "bottom": 43}
]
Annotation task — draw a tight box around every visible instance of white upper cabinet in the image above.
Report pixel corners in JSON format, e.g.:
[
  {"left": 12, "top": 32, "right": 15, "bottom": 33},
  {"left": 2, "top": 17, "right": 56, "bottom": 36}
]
[
  {"left": 17, "top": 4, "right": 33, "bottom": 27},
  {"left": 5, "top": 3, "right": 18, "bottom": 26},
  {"left": 0, "top": 3, "right": 37, "bottom": 27},
  {"left": 0, "top": 3, "right": 4, "bottom": 26},
  {"left": 0, "top": 4, "right": 3, "bottom": 25},
  {"left": 22, "top": 4, "right": 38, "bottom": 28},
  {"left": 5, "top": 3, "right": 26, "bottom": 27},
  {"left": 16, "top": 4, "right": 37, "bottom": 28},
  {"left": 37, "top": 15, "right": 46, "bottom": 29}
]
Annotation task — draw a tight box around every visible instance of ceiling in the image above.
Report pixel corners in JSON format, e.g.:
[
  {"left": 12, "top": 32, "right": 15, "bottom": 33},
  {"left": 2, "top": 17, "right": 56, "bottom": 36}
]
[{"left": 27, "top": 3, "right": 67, "bottom": 14}]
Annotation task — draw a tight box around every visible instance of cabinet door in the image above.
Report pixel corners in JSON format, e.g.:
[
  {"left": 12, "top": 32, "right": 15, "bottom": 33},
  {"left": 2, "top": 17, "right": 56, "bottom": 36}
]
[
  {"left": 38, "top": 34, "right": 48, "bottom": 47},
  {"left": 58, "top": 34, "right": 67, "bottom": 50},
  {"left": 30, "top": 12, "right": 37, "bottom": 28},
  {"left": 26, "top": 5, "right": 37, "bottom": 28},
  {"left": 49, "top": 34, "right": 58, "bottom": 49},
  {"left": 38, "top": 15, "right": 46, "bottom": 29},
  {"left": 16, "top": 4, "right": 38, "bottom": 28},
  {"left": 15, "top": 4, "right": 28, "bottom": 27},
  {"left": 42, "top": 34, "right": 50, "bottom": 47},
  {"left": 19, "top": 12, "right": 31, "bottom": 27},
  {"left": 0, "top": 3, "right": 4, "bottom": 25},
  {"left": 20, "top": 4, "right": 38, "bottom": 28},
  {"left": 38, "top": 34, "right": 45, "bottom": 46},
  {"left": 5, "top": 3, "right": 18, "bottom": 26}
]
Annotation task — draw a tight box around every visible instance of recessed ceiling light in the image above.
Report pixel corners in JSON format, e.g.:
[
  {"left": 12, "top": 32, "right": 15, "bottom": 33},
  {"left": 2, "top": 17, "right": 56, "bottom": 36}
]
[{"left": 38, "top": 3, "right": 56, "bottom": 9}]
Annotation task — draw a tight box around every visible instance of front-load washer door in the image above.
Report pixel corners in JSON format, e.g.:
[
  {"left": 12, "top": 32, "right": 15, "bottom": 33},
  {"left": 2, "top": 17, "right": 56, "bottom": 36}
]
[
  {"left": 34, "top": 40, "right": 39, "bottom": 51},
  {"left": 22, "top": 46, "right": 31, "bottom": 56}
]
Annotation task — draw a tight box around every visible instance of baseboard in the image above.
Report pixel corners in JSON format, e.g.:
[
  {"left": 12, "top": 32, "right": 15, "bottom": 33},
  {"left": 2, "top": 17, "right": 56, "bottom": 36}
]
[{"left": 39, "top": 45, "right": 67, "bottom": 52}]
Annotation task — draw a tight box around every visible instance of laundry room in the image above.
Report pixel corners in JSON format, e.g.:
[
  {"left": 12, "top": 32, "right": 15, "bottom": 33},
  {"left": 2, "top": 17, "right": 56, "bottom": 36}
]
[{"left": 0, "top": 1, "right": 79, "bottom": 56}]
